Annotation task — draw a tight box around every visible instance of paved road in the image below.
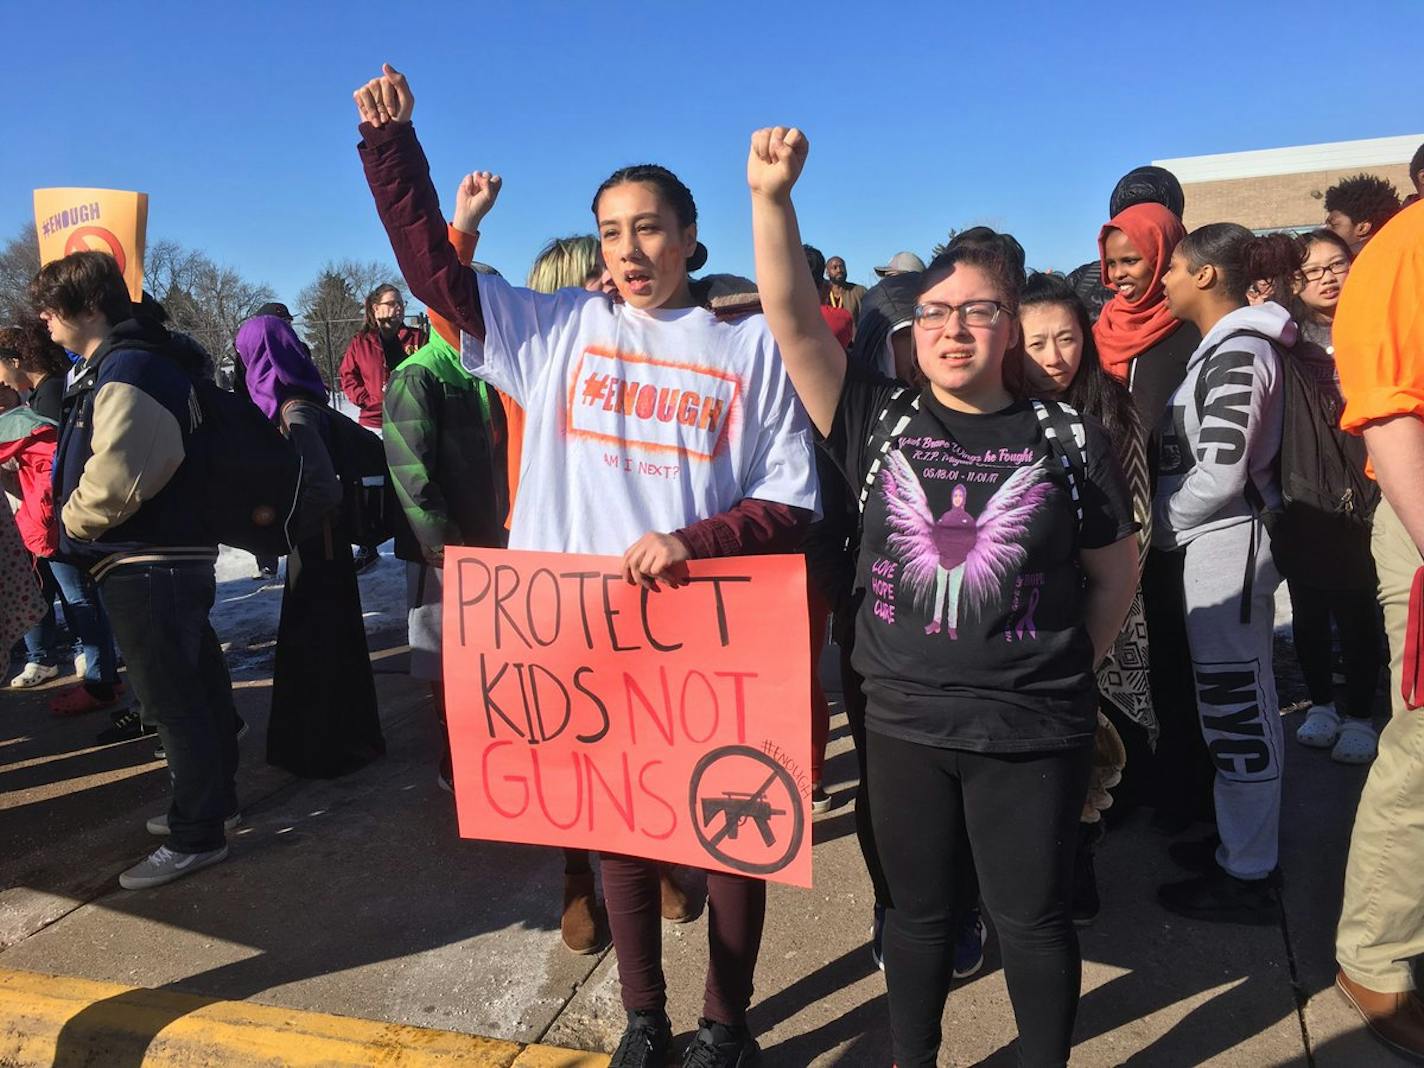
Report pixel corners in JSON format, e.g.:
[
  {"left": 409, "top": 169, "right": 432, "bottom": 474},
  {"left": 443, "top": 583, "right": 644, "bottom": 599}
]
[{"left": 0, "top": 609, "right": 1405, "bottom": 1065}]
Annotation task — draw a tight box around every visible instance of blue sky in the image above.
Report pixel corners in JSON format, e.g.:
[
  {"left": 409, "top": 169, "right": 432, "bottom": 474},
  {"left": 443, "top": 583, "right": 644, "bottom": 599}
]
[{"left": 8, "top": 0, "right": 1421, "bottom": 308}]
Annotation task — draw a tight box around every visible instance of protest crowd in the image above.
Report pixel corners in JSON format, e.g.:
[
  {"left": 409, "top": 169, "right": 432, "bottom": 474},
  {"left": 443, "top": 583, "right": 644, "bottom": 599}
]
[{"left": 3, "top": 62, "right": 1424, "bottom": 1067}]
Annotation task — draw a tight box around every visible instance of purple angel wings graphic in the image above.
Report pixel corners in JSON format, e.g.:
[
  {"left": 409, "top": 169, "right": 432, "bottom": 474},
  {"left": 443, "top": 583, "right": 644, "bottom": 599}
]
[{"left": 881, "top": 452, "right": 1056, "bottom": 637}]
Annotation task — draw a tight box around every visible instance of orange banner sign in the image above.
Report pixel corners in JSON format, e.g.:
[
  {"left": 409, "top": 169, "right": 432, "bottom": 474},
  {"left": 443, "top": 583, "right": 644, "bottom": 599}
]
[
  {"left": 34, "top": 187, "right": 149, "bottom": 302},
  {"left": 443, "top": 549, "right": 813, "bottom": 886}
]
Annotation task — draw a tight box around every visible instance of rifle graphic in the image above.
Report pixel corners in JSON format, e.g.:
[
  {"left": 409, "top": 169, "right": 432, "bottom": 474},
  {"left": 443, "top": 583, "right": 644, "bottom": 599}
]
[{"left": 701, "top": 772, "right": 785, "bottom": 848}]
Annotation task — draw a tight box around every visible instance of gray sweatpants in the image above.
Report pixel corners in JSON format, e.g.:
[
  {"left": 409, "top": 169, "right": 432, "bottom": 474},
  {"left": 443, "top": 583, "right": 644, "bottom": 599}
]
[{"left": 1181, "top": 520, "right": 1283, "bottom": 880}]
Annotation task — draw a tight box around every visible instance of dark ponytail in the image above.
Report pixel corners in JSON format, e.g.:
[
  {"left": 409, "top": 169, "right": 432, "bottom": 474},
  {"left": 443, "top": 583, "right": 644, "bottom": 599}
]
[
  {"left": 593, "top": 164, "right": 708, "bottom": 272},
  {"left": 1177, "top": 222, "right": 1300, "bottom": 305}
]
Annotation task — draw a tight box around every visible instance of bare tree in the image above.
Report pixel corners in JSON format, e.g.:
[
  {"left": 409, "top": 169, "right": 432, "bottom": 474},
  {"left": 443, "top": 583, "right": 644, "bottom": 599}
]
[
  {"left": 0, "top": 223, "right": 40, "bottom": 324},
  {"left": 149, "top": 244, "right": 276, "bottom": 377}
]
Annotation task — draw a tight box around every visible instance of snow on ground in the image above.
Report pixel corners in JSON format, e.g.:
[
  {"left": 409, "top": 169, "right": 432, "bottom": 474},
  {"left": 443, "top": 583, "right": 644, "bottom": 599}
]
[
  {"left": 211, "top": 397, "right": 408, "bottom": 676},
  {"left": 212, "top": 544, "right": 408, "bottom": 677}
]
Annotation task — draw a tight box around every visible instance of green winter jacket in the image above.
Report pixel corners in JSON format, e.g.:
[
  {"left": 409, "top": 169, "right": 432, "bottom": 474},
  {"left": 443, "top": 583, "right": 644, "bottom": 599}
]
[{"left": 381, "top": 335, "right": 508, "bottom": 561}]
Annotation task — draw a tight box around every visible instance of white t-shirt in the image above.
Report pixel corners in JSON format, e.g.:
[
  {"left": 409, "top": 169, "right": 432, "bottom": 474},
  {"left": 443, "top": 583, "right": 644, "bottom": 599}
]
[{"left": 461, "top": 273, "right": 820, "bottom": 555}]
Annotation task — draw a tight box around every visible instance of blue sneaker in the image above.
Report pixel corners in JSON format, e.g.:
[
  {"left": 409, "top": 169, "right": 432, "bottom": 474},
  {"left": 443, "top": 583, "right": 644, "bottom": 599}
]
[{"left": 952, "top": 908, "right": 986, "bottom": 979}]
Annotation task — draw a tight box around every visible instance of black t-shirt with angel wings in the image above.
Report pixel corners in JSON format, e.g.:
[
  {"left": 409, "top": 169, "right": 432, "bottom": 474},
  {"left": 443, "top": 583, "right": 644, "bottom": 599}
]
[{"left": 826, "top": 371, "right": 1138, "bottom": 752}]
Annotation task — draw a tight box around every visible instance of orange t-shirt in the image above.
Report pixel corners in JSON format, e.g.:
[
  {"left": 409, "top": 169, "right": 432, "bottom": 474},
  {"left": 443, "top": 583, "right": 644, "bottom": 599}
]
[
  {"left": 1336, "top": 200, "right": 1424, "bottom": 448},
  {"left": 429, "top": 224, "right": 525, "bottom": 530}
]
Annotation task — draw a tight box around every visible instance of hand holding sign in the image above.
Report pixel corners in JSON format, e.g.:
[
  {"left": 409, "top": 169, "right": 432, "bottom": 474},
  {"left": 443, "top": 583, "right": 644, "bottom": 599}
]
[
  {"left": 354, "top": 63, "right": 414, "bottom": 128},
  {"left": 621, "top": 530, "right": 691, "bottom": 591}
]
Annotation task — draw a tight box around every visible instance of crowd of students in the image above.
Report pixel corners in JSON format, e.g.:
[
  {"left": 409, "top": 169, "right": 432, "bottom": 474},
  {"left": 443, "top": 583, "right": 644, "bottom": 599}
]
[{"left": 2, "top": 62, "right": 1422, "bottom": 1066}]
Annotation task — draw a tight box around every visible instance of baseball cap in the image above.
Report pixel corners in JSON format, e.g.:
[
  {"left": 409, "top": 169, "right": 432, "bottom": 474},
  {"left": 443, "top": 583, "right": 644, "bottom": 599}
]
[
  {"left": 874, "top": 251, "right": 926, "bottom": 278},
  {"left": 255, "top": 302, "right": 294, "bottom": 321}
]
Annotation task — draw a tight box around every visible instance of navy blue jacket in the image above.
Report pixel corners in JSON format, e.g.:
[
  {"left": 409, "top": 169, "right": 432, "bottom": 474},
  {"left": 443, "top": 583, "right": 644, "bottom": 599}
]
[{"left": 54, "top": 318, "right": 216, "bottom": 579}]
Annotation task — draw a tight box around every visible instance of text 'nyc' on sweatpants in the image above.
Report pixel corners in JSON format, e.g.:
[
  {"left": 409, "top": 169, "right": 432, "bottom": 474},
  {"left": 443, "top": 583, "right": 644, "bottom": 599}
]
[{"left": 1181, "top": 519, "right": 1283, "bottom": 880}]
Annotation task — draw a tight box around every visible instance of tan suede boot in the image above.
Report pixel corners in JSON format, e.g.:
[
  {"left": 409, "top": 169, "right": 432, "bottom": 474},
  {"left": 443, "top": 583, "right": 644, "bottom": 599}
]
[
  {"left": 1336, "top": 970, "right": 1424, "bottom": 1062},
  {"left": 659, "top": 865, "right": 694, "bottom": 923},
  {"left": 561, "top": 872, "right": 602, "bottom": 954}
]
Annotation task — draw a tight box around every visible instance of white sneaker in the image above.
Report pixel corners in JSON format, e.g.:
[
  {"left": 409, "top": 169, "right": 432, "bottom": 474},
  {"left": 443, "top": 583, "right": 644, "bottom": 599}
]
[
  {"left": 1296, "top": 704, "right": 1342, "bottom": 748},
  {"left": 1331, "top": 719, "right": 1379, "bottom": 764},
  {"left": 146, "top": 811, "right": 242, "bottom": 837},
  {"left": 9, "top": 662, "right": 60, "bottom": 688},
  {"left": 119, "top": 844, "right": 228, "bottom": 890}
]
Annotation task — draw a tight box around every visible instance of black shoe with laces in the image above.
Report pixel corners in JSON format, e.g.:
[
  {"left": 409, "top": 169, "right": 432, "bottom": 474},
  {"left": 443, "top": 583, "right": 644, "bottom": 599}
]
[
  {"left": 95, "top": 703, "right": 155, "bottom": 745},
  {"left": 609, "top": 1008, "right": 672, "bottom": 1068},
  {"left": 682, "top": 1018, "right": 760, "bottom": 1068}
]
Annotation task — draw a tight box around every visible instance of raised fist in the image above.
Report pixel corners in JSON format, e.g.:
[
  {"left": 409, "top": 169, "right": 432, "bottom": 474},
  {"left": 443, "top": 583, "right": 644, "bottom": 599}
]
[
  {"left": 747, "top": 126, "right": 809, "bottom": 201},
  {"left": 354, "top": 63, "right": 414, "bottom": 127},
  {"left": 454, "top": 171, "right": 503, "bottom": 234}
]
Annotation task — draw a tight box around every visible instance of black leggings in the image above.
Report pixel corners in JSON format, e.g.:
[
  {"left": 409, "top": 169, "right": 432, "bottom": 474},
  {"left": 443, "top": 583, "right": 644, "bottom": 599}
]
[
  {"left": 868, "top": 730, "right": 1092, "bottom": 1068},
  {"left": 1286, "top": 579, "right": 1382, "bottom": 718}
]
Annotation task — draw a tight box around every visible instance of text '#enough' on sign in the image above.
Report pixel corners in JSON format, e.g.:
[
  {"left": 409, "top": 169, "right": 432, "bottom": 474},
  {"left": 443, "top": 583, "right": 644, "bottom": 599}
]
[{"left": 443, "top": 549, "right": 813, "bottom": 887}]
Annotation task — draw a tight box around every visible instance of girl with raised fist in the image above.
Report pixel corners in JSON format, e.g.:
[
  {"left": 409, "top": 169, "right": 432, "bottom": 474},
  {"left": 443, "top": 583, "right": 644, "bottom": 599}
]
[
  {"left": 748, "top": 125, "right": 1139, "bottom": 1068},
  {"left": 353, "top": 65, "right": 818, "bottom": 1068}
]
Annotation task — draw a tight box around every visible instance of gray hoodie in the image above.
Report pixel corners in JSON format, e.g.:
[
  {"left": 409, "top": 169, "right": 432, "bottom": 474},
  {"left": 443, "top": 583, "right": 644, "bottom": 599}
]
[{"left": 1152, "top": 302, "right": 1292, "bottom": 549}]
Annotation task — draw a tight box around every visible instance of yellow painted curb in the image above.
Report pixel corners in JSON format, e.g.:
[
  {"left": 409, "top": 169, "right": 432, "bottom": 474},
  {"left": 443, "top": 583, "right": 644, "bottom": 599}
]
[{"left": 0, "top": 966, "right": 610, "bottom": 1067}]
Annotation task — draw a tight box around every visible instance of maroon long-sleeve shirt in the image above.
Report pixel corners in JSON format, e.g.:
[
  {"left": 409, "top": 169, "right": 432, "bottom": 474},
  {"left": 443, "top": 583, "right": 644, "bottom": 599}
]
[{"left": 356, "top": 120, "right": 811, "bottom": 558}]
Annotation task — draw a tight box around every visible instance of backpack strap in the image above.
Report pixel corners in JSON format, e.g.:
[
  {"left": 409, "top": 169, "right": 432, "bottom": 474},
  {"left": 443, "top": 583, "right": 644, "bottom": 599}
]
[
  {"left": 1031, "top": 398, "right": 1087, "bottom": 528},
  {"left": 856, "top": 386, "right": 921, "bottom": 516}
]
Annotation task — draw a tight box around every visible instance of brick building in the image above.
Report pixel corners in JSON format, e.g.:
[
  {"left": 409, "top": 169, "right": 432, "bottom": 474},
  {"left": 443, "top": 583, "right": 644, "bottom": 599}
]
[{"left": 1154, "top": 134, "right": 1422, "bottom": 233}]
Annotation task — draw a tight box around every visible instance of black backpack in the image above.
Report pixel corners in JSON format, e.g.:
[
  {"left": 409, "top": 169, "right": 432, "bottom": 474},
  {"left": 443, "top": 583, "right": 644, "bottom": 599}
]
[
  {"left": 323, "top": 408, "right": 400, "bottom": 547},
  {"left": 190, "top": 378, "right": 302, "bottom": 557},
  {"left": 1193, "top": 328, "right": 1377, "bottom": 528}
]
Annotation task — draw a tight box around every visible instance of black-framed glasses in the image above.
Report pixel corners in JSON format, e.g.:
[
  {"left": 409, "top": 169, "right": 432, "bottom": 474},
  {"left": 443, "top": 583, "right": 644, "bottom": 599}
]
[
  {"left": 1300, "top": 260, "right": 1350, "bottom": 283},
  {"left": 913, "top": 300, "right": 1007, "bottom": 330}
]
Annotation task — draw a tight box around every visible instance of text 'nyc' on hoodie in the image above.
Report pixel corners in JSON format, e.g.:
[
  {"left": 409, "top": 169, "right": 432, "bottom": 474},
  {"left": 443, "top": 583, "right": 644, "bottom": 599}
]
[{"left": 1153, "top": 302, "right": 1291, "bottom": 549}]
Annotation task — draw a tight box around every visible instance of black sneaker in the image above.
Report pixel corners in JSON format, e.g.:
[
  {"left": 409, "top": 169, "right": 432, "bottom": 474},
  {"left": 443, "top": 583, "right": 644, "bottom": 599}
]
[
  {"left": 1158, "top": 867, "right": 1281, "bottom": 925},
  {"left": 155, "top": 715, "right": 246, "bottom": 760},
  {"left": 682, "top": 1018, "right": 760, "bottom": 1068},
  {"left": 609, "top": 1008, "right": 672, "bottom": 1068},
  {"left": 96, "top": 704, "right": 155, "bottom": 745}
]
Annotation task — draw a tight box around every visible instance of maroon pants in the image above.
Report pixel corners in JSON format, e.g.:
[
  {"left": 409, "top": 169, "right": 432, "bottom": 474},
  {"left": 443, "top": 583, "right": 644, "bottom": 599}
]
[{"left": 600, "top": 853, "right": 766, "bottom": 1024}]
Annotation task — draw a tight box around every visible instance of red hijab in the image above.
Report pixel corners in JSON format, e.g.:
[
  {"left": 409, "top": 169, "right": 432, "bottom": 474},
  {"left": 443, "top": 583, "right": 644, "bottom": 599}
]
[{"left": 1092, "top": 203, "right": 1187, "bottom": 380}]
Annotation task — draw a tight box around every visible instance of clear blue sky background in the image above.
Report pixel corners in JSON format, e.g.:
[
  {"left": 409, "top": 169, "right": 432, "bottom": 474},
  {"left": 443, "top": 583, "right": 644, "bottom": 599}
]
[{"left": 8, "top": 0, "right": 1421, "bottom": 309}]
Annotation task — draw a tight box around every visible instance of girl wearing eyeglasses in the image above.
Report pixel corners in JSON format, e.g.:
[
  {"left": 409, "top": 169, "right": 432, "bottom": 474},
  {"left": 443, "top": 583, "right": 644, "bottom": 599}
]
[
  {"left": 1281, "top": 231, "right": 1382, "bottom": 764},
  {"left": 749, "top": 126, "right": 1139, "bottom": 1068}
]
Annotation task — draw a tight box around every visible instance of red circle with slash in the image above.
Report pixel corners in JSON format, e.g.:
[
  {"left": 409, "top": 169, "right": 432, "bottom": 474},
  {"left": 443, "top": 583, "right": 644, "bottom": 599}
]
[{"left": 64, "top": 227, "right": 127, "bottom": 275}]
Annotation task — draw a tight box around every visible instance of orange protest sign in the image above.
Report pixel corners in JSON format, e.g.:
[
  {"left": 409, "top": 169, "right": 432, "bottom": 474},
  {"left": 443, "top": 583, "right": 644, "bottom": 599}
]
[
  {"left": 34, "top": 188, "right": 149, "bottom": 302},
  {"left": 443, "top": 549, "right": 813, "bottom": 887}
]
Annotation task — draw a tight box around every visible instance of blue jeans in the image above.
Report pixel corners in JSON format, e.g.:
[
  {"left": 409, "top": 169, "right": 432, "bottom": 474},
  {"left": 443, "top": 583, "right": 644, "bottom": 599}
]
[
  {"left": 22, "top": 559, "right": 120, "bottom": 685},
  {"left": 100, "top": 562, "right": 238, "bottom": 853}
]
